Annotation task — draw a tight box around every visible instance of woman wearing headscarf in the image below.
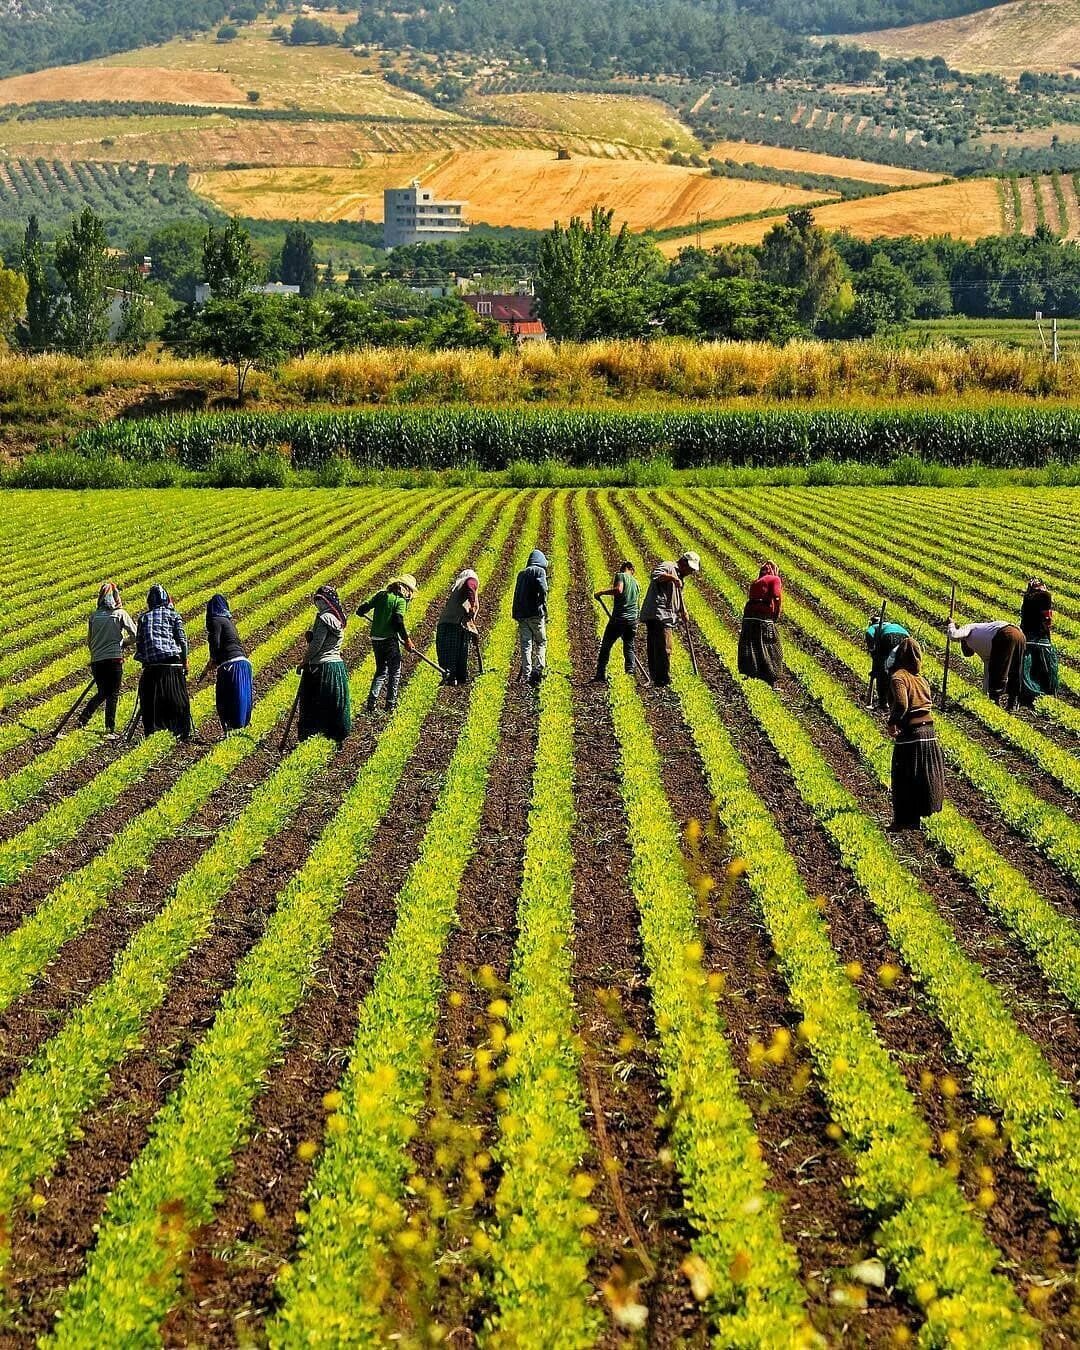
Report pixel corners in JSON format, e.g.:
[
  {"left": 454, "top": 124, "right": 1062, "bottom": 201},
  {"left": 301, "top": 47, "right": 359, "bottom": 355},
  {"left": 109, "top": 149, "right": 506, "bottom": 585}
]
[
  {"left": 135, "top": 584, "right": 192, "bottom": 739},
  {"left": 1019, "top": 578, "right": 1059, "bottom": 706},
  {"left": 356, "top": 574, "right": 417, "bottom": 714},
  {"left": 205, "top": 594, "right": 253, "bottom": 732},
  {"left": 297, "top": 584, "right": 352, "bottom": 745},
  {"left": 436, "top": 568, "right": 479, "bottom": 686},
  {"left": 887, "top": 636, "right": 945, "bottom": 830},
  {"left": 737, "top": 561, "right": 783, "bottom": 685},
  {"left": 79, "top": 581, "right": 137, "bottom": 737}
]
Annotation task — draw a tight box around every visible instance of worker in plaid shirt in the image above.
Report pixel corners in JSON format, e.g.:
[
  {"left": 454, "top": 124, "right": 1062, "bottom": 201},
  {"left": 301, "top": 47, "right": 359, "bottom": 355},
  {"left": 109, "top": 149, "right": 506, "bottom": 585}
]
[{"left": 134, "top": 584, "right": 192, "bottom": 739}]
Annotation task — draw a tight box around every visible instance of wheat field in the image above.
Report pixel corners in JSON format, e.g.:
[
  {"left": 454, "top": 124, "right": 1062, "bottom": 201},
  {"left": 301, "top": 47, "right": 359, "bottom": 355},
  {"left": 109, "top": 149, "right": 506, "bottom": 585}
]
[{"left": 706, "top": 140, "right": 943, "bottom": 186}]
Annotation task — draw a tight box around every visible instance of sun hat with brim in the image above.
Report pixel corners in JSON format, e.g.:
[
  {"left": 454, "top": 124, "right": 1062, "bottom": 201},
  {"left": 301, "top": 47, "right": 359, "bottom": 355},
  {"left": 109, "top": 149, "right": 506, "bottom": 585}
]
[
  {"left": 391, "top": 574, "right": 419, "bottom": 595},
  {"left": 680, "top": 551, "right": 702, "bottom": 574}
]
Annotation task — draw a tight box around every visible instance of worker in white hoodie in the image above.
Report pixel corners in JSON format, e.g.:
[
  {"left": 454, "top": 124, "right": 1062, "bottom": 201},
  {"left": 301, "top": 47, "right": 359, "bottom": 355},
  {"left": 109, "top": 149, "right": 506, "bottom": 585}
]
[
  {"left": 945, "top": 616, "right": 1027, "bottom": 711},
  {"left": 79, "top": 581, "right": 137, "bottom": 736}
]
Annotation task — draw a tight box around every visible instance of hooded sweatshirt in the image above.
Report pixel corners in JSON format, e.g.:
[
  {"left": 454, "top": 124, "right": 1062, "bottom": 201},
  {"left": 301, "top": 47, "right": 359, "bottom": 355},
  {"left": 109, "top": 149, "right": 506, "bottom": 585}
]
[
  {"left": 87, "top": 584, "right": 137, "bottom": 663},
  {"left": 206, "top": 594, "right": 246, "bottom": 665},
  {"left": 512, "top": 550, "right": 549, "bottom": 621},
  {"left": 136, "top": 585, "right": 188, "bottom": 665},
  {"left": 304, "top": 593, "right": 347, "bottom": 665}
]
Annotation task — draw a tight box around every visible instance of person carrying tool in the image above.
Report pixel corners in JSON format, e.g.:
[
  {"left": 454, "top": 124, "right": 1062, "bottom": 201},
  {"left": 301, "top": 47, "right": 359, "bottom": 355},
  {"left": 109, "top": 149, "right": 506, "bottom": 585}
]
[
  {"left": 887, "top": 636, "right": 945, "bottom": 830},
  {"left": 513, "top": 548, "right": 549, "bottom": 687},
  {"left": 738, "top": 561, "right": 784, "bottom": 685},
  {"left": 1018, "top": 578, "right": 1059, "bottom": 706},
  {"left": 356, "top": 574, "right": 417, "bottom": 714},
  {"left": 945, "top": 616, "right": 1027, "bottom": 711},
  {"left": 77, "top": 581, "right": 137, "bottom": 738},
  {"left": 297, "top": 584, "right": 352, "bottom": 745},
  {"left": 592, "top": 560, "right": 640, "bottom": 681},
  {"left": 135, "top": 584, "right": 192, "bottom": 740},
  {"left": 640, "top": 551, "right": 700, "bottom": 687},
  {"left": 436, "top": 568, "right": 479, "bottom": 686},
  {"left": 205, "top": 594, "right": 253, "bottom": 732},
  {"left": 864, "top": 612, "right": 910, "bottom": 710}
]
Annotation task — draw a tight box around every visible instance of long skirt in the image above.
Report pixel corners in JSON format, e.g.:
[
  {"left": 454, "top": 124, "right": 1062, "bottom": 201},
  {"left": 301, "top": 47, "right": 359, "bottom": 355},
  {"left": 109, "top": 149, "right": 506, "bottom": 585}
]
[
  {"left": 298, "top": 660, "right": 351, "bottom": 745},
  {"left": 216, "top": 657, "right": 253, "bottom": 730},
  {"left": 987, "top": 624, "right": 1026, "bottom": 710},
  {"left": 140, "top": 663, "right": 192, "bottom": 740},
  {"left": 436, "top": 622, "right": 471, "bottom": 684},
  {"left": 738, "top": 616, "right": 783, "bottom": 685},
  {"left": 891, "top": 724, "right": 945, "bottom": 828},
  {"left": 1020, "top": 639, "right": 1059, "bottom": 706}
]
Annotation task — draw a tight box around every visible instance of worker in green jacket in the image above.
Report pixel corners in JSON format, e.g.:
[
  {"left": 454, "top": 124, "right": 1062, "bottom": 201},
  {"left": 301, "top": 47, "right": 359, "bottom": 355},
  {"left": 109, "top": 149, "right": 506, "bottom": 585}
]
[{"left": 357, "top": 575, "right": 417, "bottom": 713}]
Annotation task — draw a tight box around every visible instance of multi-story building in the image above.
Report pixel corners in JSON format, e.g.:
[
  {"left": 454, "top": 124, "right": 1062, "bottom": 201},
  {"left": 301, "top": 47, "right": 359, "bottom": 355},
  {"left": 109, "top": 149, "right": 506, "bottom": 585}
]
[{"left": 383, "top": 180, "right": 468, "bottom": 248}]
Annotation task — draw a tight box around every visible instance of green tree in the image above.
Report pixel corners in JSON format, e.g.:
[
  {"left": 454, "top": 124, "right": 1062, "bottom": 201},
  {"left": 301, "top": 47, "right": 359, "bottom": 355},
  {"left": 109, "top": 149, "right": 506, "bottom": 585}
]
[
  {"left": 659, "top": 276, "right": 805, "bottom": 341},
  {"left": 0, "top": 264, "right": 28, "bottom": 349},
  {"left": 115, "top": 259, "right": 172, "bottom": 355},
  {"left": 140, "top": 220, "right": 207, "bottom": 302},
  {"left": 535, "top": 206, "right": 662, "bottom": 340},
  {"left": 202, "top": 218, "right": 258, "bottom": 300},
  {"left": 53, "top": 207, "right": 110, "bottom": 357},
  {"left": 847, "top": 252, "right": 917, "bottom": 335},
  {"left": 759, "top": 208, "right": 846, "bottom": 329},
  {"left": 280, "top": 224, "right": 318, "bottom": 298},
  {"left": 19, "top": 215, "right": 54, "bottom": 352},
  {"left": 175, "top": 294, "right": 292, "bottom": 401}
]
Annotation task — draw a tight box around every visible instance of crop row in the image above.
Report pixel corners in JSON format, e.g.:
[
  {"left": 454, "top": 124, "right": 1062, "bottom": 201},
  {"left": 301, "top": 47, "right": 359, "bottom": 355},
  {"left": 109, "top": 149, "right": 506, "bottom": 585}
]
[
  {"left": 617, "top": 495, "right": 1080, "bottom": 1229},
  {"left": 73, "top": 406, "right": 1080, "bottom": 470},
  {"left": 42, "top": 494, "right": 528, "bottom": 1345},
  {"left": 600, "top": 495, "right": 1038, "bottom": 1345},
  {"left": 576, "top": 496, "right": 814, "bottom": 1343},
  {"left": 0, "top": 493, "right": 511, "bottom": 1269},
  {"left": 0, "top": 494, "right": 156, "bottom": 601},
  {"left": 731, "top": 490, "right": 1080, "bottom": 736},
  {"left": 668, "top": 495, "right": 1080, "bottom": 883},
  {"left": 0, "top": 492, "right": 430, "bottom": 888},
  {"left": 268, "top": 497, "right": 540, "bottom": 1343}
]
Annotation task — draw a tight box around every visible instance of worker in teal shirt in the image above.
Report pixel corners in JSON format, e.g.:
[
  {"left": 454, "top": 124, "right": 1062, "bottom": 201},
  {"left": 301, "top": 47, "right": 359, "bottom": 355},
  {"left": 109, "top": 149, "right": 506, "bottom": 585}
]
[{"left": 865, "top": 613, "right": 910, "bottom": 709}]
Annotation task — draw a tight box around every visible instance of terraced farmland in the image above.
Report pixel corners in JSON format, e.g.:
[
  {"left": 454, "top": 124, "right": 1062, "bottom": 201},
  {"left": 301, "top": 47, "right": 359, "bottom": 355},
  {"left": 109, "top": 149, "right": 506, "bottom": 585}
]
[{"left": 1, "top": 486, "right": 1079, "bottom": 1344}]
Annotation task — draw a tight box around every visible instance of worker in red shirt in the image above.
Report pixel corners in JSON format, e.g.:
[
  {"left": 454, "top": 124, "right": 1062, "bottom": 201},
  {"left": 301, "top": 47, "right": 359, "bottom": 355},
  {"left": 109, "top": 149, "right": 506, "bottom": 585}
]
[{"left": 737, "top": 561, "right": 784, "bottom": 685}]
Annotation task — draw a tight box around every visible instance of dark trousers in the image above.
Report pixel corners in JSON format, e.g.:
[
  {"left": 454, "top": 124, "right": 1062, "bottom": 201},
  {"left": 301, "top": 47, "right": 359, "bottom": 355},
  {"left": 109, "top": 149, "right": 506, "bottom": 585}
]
[
  {"left": 79, "top": 660, "right": 123, "bottom": 732},
  {"left": 988, "top": 625, "right": 1026, "bottom": 710},
  {"left": 597, "top": 616, "right": 637, "bottom": 677},
  {"left": 370, "top": 637, "right": 403, "bottom": 708},
  {"left": 645, "top": 622, "right": 673, "bottom": 686}
]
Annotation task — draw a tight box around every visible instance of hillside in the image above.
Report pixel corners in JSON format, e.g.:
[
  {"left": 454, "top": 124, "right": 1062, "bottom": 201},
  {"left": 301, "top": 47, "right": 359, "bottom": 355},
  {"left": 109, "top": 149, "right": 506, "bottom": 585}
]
[{"left": 842, "top": 0, "right": 1080, "bottom": 74}]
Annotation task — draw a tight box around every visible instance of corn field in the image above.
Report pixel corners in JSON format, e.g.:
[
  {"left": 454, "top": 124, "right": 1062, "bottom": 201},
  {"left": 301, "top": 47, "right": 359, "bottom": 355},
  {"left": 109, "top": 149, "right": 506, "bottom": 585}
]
[{"left": 1, "top": 486, "right": 1079, "bottom": 1346}]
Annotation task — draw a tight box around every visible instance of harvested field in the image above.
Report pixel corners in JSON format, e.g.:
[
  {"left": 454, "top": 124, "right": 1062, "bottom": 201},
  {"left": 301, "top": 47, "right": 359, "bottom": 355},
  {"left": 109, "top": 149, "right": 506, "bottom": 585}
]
[
  {"left": 0, "top": 484, "right": 1079, "bottom": 1345},
  {"left": 665, "top": 176, "right": 1006, "bottom": 250},
  {"left": 192, "top": 149, "right": 826, "bottom": 229},
  {"left": 840, "top": 0, "right": 1080, "bottom": 74},
  {"left": 706, "top": 139, "right": 942, "bottom": 186}
]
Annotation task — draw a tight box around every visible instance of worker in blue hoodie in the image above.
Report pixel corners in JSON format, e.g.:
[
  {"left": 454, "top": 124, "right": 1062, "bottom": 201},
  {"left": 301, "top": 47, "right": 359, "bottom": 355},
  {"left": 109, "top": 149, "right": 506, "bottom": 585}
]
[{"left": 512, "top": 548, "right": 549, "bottom": 687}]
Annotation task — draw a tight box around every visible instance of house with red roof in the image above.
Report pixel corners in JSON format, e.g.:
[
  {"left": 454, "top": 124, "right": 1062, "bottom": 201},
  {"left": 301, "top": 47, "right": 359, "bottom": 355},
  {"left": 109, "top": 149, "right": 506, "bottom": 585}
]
[{"left": 461, "top": 292, "right": 546, "bottom": 342}]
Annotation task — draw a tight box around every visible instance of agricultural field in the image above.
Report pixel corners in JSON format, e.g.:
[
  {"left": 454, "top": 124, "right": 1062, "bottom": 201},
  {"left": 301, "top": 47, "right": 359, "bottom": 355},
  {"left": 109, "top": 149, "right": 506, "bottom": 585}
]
[
  {"left": 191, "top": 150, "right": 827, "bottom": 230},
  {"left": 841, "top": 0, "right": 1080, "bottom": 75},
  {"left": 0, "top": 485, "right": 1079, "bottom": 1343},
  {"left": 463, "top": 92, "right": 699, "bottom": 153},
  {"left": 705, "top": 140, "right": 943, "bottom": 187},
  {"left": 906, "top": 317, "right": 1080, "bottom": 352}
]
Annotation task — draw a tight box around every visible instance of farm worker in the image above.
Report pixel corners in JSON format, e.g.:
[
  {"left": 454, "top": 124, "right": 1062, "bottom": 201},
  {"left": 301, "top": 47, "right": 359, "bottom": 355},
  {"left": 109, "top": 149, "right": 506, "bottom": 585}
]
[
  {"left": 886, "top": 636, "right": 945, "bottom": 830},
  {"left": 640, "top": 551, "right": 700, "bottom": 687},
  {"left": 512, "top": 548, "right": 549, "bottom": 687},
  {"left": 356, "top": 574, "right": 417, "bottom": 714},
  {"left": 737, "top": 561, "right": 784, "bottom": 685},
  {"left": 864, "top": 613, "right": 910, "bottom": 710},
  {"left": 1018, "top": 577, "right": 1059, "bottom": 705},
  {"left": 205, "top": 594, "right": 253, "bottom": 732},
  {"left": 78, "top": 580, "right": 136, "bottom": 738},
  {"left": 945, "top": 616, "right": 1027, "bottom": 711},
  {"left": 135, "top": 584, "right": 192, "bottom": 740},
  {"left": 297, "top": 584, "right": 352, "bottom": 745},
  {"left": 436, "top": 567, "right": 479, "bottom": 686},
  {"left": 592, "top": 560, "right": 640, "bottom": 681}
]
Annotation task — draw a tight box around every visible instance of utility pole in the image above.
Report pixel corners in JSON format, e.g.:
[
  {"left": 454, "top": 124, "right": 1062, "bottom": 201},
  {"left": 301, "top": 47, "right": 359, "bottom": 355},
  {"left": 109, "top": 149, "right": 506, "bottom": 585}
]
[{"left": 1053, "top": 316, "right": 1060, "bottom": 363}]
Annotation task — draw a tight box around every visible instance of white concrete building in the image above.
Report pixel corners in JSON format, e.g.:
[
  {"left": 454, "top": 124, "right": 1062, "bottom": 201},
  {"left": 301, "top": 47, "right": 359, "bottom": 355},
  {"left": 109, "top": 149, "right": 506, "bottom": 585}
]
[{"left": 383, "top": 180, "right": 468, "bottom": 248}]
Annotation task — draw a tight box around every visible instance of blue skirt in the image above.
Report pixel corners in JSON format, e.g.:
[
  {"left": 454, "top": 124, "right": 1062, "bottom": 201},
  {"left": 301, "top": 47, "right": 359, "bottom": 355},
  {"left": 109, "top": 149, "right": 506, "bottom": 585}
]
[{"left": 216, "top": 658, "right": 253, "bottom": 730}]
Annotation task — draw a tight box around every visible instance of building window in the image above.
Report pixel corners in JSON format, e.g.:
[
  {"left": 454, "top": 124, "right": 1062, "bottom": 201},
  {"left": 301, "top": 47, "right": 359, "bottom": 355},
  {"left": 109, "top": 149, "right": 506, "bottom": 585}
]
[{"left": 477, "top": 301, "right": 492, "bottom": 316}]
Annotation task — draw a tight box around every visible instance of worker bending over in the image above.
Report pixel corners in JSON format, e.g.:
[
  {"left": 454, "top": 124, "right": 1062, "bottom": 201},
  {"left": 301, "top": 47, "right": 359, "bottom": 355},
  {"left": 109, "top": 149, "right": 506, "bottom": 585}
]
[
  {"left": 513, "top": 549, "right": 549, "bottom": 687},
  {"left": 887, "top": 636, "right": 945, "bottom": 830},
  {"left": 945, "top": 616, "right": 1027, "bottom": 711},
  {"left": 738, "top": 561, "right": 783, "bottom": 685},
  {"left": 593, "top": 560, "right": 639, "bottom": 681},
  {"left": 205, "top": 594, "right": 253, "bottom": 732},
  {"left": 864, "top": 613, "right": 910, "bottom": 709},
  {"left": 640, "top": 551, "right": 700, "bottom": 687},
  {"left": 1019, "top": 578, "right": 1058, "bottom": 706},
  {"left": 135, "top": 584, "right": 191, "bottom": 740},
  {"left": 357, "top": 574, "right": 417, "bottom": 714},
  {"left": 79, "top": 581, "right": 136, "bottom": 738},
  {"left": 298, "top": 584, "right": 352, "bottom": 745},
  {"left": 436, "top": 568, "right": 479, "bottom": 687}
]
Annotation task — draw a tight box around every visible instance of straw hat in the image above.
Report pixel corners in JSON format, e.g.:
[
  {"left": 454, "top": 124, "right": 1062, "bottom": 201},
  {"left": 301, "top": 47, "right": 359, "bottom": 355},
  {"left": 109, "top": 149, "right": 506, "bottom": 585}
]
[
  {"left": 392, "top": 574, "right": 419, "bottom": 596},
  {"left": 680, "top": 551, "right": 701, "bottom": 574}
]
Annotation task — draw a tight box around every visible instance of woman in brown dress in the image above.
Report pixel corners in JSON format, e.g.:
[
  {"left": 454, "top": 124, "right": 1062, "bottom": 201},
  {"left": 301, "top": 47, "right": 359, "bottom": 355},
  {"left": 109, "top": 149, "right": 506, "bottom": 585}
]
[{"left": 887, "top": 636, "right": 945, "bottom": 830}]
